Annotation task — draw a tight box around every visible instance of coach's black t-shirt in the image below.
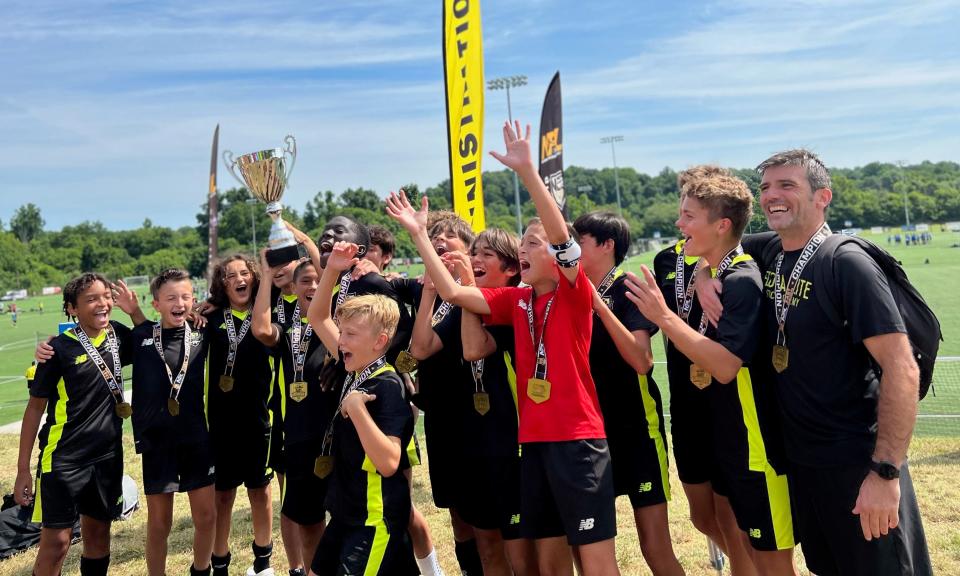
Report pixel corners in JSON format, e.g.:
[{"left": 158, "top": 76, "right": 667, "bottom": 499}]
[
  {"left": 325, "top": 367, "right": 413, "bottom": 529},
  {"left": 32, "top": 321, "right": 133, "bottom": 472},
  {"left": 275, "top": 319, "right": 335, "bottom": 466},
  {"left": 754, "top": 241, "right": 906, "bottom": 467},
  {"left": 652, "top": 242, "right": 704, "bottom": 401},
  {"left": 702, "top": 257, "right": 788, "bottom": 472},
  {"left": 204, "top": 309, "right": 274, "bottom": 440},
  {"left": 131, "top": 322, "right": 209, "bottom": 453},
  {"left": 590, "top": 270, "right": 662, "bottom": 434}
]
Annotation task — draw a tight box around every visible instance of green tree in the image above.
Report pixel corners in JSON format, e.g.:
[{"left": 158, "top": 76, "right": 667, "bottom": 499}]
[{"left": 10, "top": 203, "right": 45, "bottom": 243}]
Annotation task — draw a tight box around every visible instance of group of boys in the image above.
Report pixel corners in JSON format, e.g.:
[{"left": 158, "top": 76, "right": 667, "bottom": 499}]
[{"left": 14, "top": 119, "right": 931, "bottom": 576}]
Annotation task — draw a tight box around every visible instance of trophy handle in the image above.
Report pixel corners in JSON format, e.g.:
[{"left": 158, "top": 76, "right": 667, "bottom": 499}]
[
  {"left": 222, "top": 150, "right": 247, "bottom": 187},
  {"left": 282, "top": 135, "right": 297, "bottom": 184}
]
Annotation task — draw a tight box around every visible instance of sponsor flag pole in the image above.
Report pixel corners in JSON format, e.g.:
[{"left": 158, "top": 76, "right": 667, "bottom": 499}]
[
  {"left": 207, "top": 124, "right": 220, "bottom": 283},
  {"left": 538, "top": 71, "right": 565, "bottom": 217},
  {"left": 442, "top": 0, "right": 485, "bottom": 232}
]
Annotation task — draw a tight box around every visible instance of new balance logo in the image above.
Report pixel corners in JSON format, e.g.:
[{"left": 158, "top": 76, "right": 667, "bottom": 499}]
[
  {"left": 75, "top": 354, "right": 88, "bottom": 365},
  {"left": 578, "top": 518, "right": 595, "bottom": 531},
  {"left": 638, "top": 482, "right": 653, "bottom": 493},
  {"left": 749, "top": 528, "right": 762, "bottom": 539},
  {"left": 141, "top": 338, "right": 154, "bottom": 346}
]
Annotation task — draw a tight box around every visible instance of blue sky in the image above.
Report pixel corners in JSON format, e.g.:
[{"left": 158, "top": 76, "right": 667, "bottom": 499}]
[{"left": 2, "top": 0, "right": 958, "bottom": 230}]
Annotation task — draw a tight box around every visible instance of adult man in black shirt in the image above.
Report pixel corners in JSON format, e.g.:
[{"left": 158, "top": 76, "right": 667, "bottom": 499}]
[{"left": 747, "top": 150, "right": 930, "bottom": 575}]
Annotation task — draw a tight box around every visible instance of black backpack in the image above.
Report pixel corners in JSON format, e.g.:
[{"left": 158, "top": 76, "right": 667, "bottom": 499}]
[{"left": 814, "top": 235, "right": 942, "bottom": 399}]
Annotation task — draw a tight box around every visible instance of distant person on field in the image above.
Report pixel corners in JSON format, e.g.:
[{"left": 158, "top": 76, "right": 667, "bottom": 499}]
[{"left": 25, "top": 361, "right": 37, "bottom": 390}]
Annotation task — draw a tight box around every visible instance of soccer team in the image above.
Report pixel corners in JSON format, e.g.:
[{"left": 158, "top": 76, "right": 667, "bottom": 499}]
[{"left": 14, "top": 121, "right": 931, "bottom": 576}]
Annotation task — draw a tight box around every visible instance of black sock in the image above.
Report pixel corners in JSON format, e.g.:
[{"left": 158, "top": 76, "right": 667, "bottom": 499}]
[
  {"left": 289, "top": 569, "right": 306, "bottom": 576},
  {"left": 212, "top": 552, "right": 231, "bottom": 576},
  {"left": 191, "top": 563, "right": 213, "bottom": 576},
  {"left": 252, "top": 540, "right": 273, "bottom": 573},
  {"left": 79, "top": 554, "right": 110, "bottom": 576},
  {"left": 454, "top": 538, "right": 483, "bottom": 576}
]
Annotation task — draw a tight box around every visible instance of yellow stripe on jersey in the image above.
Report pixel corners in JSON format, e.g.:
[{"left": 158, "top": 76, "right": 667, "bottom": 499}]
[
  {"left": 504, "top": 350, "right": 518, "bottom": 422},
  {"left": 673, "top": 239, "right": 701, "bottom": 265},
  {"left": 64, "top": 328, "right": 107, "bottom": 347},
  {"left": 638, "top": 374, "right": 671, "bottom": 501},
  {"left": 264, "top": 355, "right": 275, "bottom": 476},
  {"left": 31, "top": 473, "right": 42, "bottom": 523},
  {"left": 40, "top": 378, "right": 69, "bottom": 473},
  {"left": 361, "top": 454, "right": 390, "bottom": 575},
  {"left": 737, "top": 367, "right": 795, "bottom": 550},
  {"left": 203, "top": 351, "right": 210, "bottom": 427}
]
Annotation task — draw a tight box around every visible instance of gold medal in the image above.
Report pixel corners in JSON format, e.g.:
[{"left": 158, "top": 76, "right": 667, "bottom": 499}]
[
  {"left": 115, "top": 402, "right": 132, "bottom": 419},
  {"left": 219, "top": 374, "right": 234, "bottom": 393},
  {"left": 527, "top": 378, "right": 551, "bottom": 404},
  {"left": 474, "top": 392, "right": 490, "bottom": 415},
  {"left": 689, "top": 364, "right": 712, "bottom": 389},
  {"left": 290, "top": 381, "right": 308, "bottom": 403},
  {"left": 314, "top": 455, "right": 334, "bottom": 479},
  {"left": 772, "top": 345, "right": 789, "bottom": 373},
  {"left": 167, "top": 397, "right": 180, "bottom": 417},
  {"left": 395, "top": 350, "right": 418, "bottom": 374}
]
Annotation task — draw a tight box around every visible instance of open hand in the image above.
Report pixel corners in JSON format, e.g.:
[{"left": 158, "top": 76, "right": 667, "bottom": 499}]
[
  {"left": 328, "top": 242, "right": 360, "bottom": 272},
  {"left": 489, "top": 121, "right": 533, "bottom": 173},
  {"left": 351, "top": 258, "right": 380, "bottom": 281},
  {"left": 111, "top": 280, "right": 139, "bottom": 315},
  {"left": 35, "top": 336, "right": 55, "bottom": 363},
  {"left": 385, "top": 190, "right": 428, "bottom": 234},
  {"left": 623, "top": 266, "right": 671, "bottom": 325},
  {"left": 853, "top": 469, "right": 901, "bottom": 541}
]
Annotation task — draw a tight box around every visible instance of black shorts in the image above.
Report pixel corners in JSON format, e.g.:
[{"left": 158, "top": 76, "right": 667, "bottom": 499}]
[
  {"left": 213, "top": 426, "right": 273, "bottom": 491},
  {"left": 422, "top": 410, "right": 463, "bottom": 509},
  {"left": 33, "top": 454, "right": 123, "bottom": 529},
  {"left": 457, "top": 453, "right": 523, "bottom": 539},
  {"left": 669, "top": 376, "right": 716, "bottom": 485},
  {"left": 718, "top": 463, "right": 795, "bottom": 551},
  {"left": 520, "top": 439, "right": 616, "bottom": 546},
  {"left": 281, "top": 443, "right": 329, "bottom": 526},
  {"left": 790, "top": 461, "right": 931, "bottom": 576},
  {"left": 141, "top": 440, "right": 215, "bottom": 496},
  {"left": 269, "top": 418, "right": 286, "bottom": 475},
  {"left": 311, "top": 518, "right": 417, "bottom": 576},
  {"left": 607, "top": 424, "right": 671, "bottom": 509}
]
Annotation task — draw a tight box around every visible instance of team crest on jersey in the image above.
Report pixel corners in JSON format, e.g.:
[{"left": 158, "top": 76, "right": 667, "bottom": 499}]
[{"left": 190, "top": 332, "right": 202, "bottom": 345}]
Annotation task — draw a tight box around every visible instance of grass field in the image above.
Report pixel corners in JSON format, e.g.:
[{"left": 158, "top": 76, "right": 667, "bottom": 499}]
[{"left": 0, "top": 227, "right": 957, "bottom": 574}]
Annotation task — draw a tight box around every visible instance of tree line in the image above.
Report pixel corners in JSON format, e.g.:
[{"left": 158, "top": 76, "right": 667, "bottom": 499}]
[{"left": 2, "top": 160, "right": 958, "bottom": 293}]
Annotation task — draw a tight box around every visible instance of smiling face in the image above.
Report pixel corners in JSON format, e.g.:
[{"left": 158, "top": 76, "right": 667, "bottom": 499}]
[
  {"left": 293, "top": 263, "right": 319, "bottom": 311},
  {"left": 337, "top": 316, "right": 389, "bottom": 372},
  {"left": 271, "top": 258, "right": 299, "bottom": 290},
  {"left": 319, "top": 216, "right": 364, "bottom": 269},
  {"left": 430, "top": 228, "right": 468, "bottom": 258},
  {"left": 470, "top": 239, "right": 517, "bottom": 289},
  {"left": 518, "top": 222, "right": 558, "bottom": 287},
  {"left": 67, "top": 280, "right": 113, "bottom": 334},
  {"left": 223, "top": 259, "right": 254, "bottom": 309},
  {"left": 153, "top": 279, "right": 194, "bottom": 329},
  {"left": 675, "top": 195, "right": 725, "bottom": 258},
  {"left": 759, "top": 164, "right": 831, "bottom": 243}
]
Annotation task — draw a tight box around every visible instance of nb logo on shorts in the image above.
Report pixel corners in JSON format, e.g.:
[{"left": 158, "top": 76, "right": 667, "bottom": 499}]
[
  {"left": 578, "top": 518, "right": 595, "bottom": 531},
  {"left": 749, "top": 528, "right": 762, "bottom": 539},
  {"left": 638, "top": 482, "right": 653, "bottom": 493},
  {"left": 510, "top": 514, "right": 520, "bottom": 525}
]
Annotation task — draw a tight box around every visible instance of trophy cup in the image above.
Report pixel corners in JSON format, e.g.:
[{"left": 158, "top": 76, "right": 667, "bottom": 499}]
[{"left": 223, "top": 135, "right": 303, "bottom": 266}]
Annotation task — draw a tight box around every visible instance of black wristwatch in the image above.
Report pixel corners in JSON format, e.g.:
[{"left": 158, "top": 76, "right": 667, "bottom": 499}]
[{"left": 870, "top": 460, "right": 900, "bottom": 480}]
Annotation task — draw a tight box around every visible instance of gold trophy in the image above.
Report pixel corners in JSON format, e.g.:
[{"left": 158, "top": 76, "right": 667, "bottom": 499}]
[{"left": 223, "top": 135, "right": 303, "bottom": 266}]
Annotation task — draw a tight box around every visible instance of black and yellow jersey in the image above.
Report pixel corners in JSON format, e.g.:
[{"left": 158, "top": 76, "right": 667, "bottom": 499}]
[
  {"left": 653, "top": 241, "right": 703, "bottom": 396},
  {"left": 464, "top": 325, "right": 519, "bottom": 464},
  {"left": 31, "top": 321, "right": 133, "bottom": 472},
  {"left": 325, "top": 366, "right": 413, "bottom": 529},
  {"left": 204, "top": 309, "right": 274, "bottom": 435},
  {"left": 131, "top": 322, "right": 209, "bottom": 453},
  {"left": 274, "top": 318, "right": 335, "bottom": 450},
  {"left": 269, "top": 290, "right": 300, "bottom": 430}
]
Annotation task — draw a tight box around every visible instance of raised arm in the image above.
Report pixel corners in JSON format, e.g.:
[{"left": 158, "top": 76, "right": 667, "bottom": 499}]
[
  {"left": 490, "top": 121, "right": 577, "bottom": 284},
  {"left": 251, "top": 252, "right": 281, "bottom": 347},
  {"left": 112, "top": 280, "right": 148, "bottom": 325},
  {"left": 409, "top": 275, "right": 443, "bottom": 360},
  {"left": 625, "top": 267, "right": 742, "bottom": 383},
  {"left": 287, "top": 221, "right": 323, "bottom": 272},
  {"left": 307, "top": 242, "right": 358, "bottom": 354},
  {"left": 385, "top": 191, "right": 490, "bottom": 315}
]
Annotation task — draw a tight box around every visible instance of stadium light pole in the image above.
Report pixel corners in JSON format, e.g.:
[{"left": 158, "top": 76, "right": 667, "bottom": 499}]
[
  {"left": 897, "top": 160, "right": 911, "bottom": 228},
  {"left": 600, "top": 135, "right": 624, "bottom": 217},
  {"left": 488, "top": 75, "right": 528, "bottom": 236},
  {"left": 246, "top": 198, "right": 258, "bottom": 254}
]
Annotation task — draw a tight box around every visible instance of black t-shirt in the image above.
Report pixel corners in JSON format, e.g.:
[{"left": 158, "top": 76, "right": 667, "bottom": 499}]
[
  {"left": 204, "top": 309, "right": 274, "bottom": 438},
  {"left": 752, "top": 240, "right": 906, "bottom": 467},
  {"left": 275, "top": 320, "right": 335, "bottom": 455},
  {"left": 462, "top": 324, "right": 520, "bottom": 464},
  {"left": 335, "top": 271, "right": 412, "bottom": 365},
  {"left": 325, "top": 368, "right": 413, "bottom": 528},
  {"left": 702, "top": 258, "right": 788, "bottom": 472},
  {"left": 590, "top": 271, "right": 661, "bottom": 433},
  {"left": 652, "top": 242, "right": 704, "bottom": 398},
  {"left": 269, "top": 290, "right": 301, "bottom": 427},
  {"left": 32, "top": 321, "right": 133, "bottom": 472},
  {"left": 131, "top": 322, "right": 209, "bottom": 453}
]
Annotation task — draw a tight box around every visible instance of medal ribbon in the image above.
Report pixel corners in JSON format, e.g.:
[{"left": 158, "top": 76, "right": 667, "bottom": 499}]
[
  {"left": 223, "top": 309, "right": 252, "bottom": 377},
  {"left": 333, "top": 272, "right": 352, "bottom": 316},
  {"left": 675, "top": 250, "right": 703, "bottom": 322},
  {"left": 290, "top": 303, "right": 313, "bottom": 382},
  {"left": 693, "top": 245, "right": 745, "bottom": 335},
  {"left": 74, "top": 324, "right": 125, "bottom": 405},
  {"left": 773, "top": 224, "right": 831, "bottom": 346},
  {"left": 320, "top": 355, "right": 389, "bottom": 456},
  {"left": 152, "top": 322, "right": 193, "bottom": 401},
  {"left": 471, "top": 359, "right": 485, "bottom": 394},
  {"left": 275, "top": 294, "right": 286, "bottom": 325},
  {"left": 526, "top": 293, "right": 556, "bottom": 380},
  {"left": 596, "top": 266, "right": 623, "bottom": 299}
]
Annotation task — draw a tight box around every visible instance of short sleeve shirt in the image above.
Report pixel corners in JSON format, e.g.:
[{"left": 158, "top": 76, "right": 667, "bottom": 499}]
[{"left": 480, "top": 266, "right": 605, "bottom": 443}]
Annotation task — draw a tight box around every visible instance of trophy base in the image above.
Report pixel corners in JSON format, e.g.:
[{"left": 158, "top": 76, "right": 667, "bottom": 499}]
[{"left": 266, "top": 243, "right": 306, "bottom": 267}]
